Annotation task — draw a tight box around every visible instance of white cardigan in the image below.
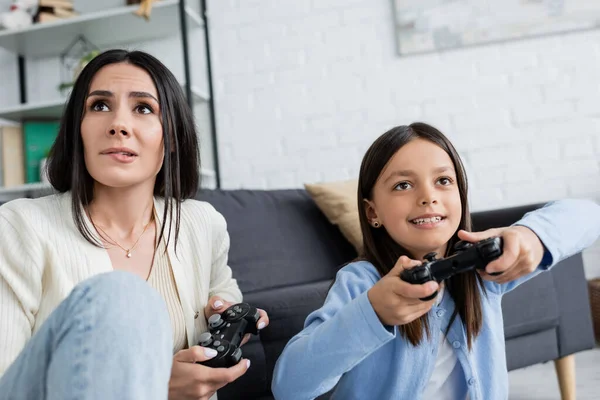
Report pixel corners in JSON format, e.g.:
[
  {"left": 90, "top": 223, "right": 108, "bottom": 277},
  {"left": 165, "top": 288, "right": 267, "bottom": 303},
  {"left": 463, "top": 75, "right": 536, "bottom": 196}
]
[{"left": 0, "top": 192, "right": 243, "bottom": 376}]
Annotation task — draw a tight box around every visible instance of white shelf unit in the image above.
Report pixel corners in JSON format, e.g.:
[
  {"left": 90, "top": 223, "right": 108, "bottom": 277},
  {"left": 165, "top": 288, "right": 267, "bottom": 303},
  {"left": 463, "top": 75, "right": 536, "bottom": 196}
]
[
  {"left": 0, "top": 0, "right": 203, "bottom": 58},
  {"left": 0, "top": 0, "right": 220, "bottom": 195}
]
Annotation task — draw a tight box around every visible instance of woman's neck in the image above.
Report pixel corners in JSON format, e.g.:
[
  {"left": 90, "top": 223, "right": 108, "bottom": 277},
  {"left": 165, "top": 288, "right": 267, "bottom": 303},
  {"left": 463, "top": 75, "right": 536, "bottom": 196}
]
[{"left": 87, "top": 183, "right": 155, "bottom": 238}]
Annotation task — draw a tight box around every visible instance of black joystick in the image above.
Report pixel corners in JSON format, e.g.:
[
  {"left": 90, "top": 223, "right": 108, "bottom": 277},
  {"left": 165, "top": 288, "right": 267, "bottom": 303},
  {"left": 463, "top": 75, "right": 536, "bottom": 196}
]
[
  {"left": 197, "top": 303, "right": 260, "bottom": 368},
  {"left": 453, "top": 240, "right": 472, "bottom": 252},
  {"left": 400, "top": 237, "right": 504, "bottom": 301}
]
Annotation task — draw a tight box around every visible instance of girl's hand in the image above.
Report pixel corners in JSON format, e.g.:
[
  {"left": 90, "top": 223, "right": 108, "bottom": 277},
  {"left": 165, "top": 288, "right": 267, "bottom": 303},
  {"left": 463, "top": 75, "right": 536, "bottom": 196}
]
[
  {"left": 368, "top": 256, "right": 439, "bottom": 326},
  {"left": 169, "top": 346, "right": 250, "bottom": 400},
  {"left": 458, "top": 226, "right": 545, "bottom": 284},
  {"left": 204, "top": 296, "right": 270, "bottom": 346}
]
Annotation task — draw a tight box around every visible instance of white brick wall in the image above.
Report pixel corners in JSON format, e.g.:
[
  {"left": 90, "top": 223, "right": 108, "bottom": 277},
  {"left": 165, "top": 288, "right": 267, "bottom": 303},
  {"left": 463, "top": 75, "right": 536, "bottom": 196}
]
[{"left": 209, "top": 0, "right": 600, "bottom": 277}]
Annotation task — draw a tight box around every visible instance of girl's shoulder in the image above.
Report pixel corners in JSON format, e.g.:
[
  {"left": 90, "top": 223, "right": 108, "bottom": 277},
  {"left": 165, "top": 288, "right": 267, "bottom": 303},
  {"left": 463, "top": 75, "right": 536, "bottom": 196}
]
[{"left": 334, "top": 260, "right": 383, "bottom": 290}]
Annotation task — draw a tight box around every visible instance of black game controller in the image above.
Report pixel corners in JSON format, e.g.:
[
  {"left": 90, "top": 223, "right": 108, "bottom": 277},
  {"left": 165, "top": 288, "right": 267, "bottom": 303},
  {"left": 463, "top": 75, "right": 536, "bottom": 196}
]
[
  {"left": 400, "top": 237, "right": 504, "bottom": 301},
  {"left": 196, "top": 303, "right": 260, "bottom": 368}
]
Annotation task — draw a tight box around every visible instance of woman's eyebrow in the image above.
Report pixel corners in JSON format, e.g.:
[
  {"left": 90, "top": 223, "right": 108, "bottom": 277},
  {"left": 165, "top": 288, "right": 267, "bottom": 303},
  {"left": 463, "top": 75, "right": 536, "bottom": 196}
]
[{"left": 87, "top": 90, "right": 159, "bottom": 104}]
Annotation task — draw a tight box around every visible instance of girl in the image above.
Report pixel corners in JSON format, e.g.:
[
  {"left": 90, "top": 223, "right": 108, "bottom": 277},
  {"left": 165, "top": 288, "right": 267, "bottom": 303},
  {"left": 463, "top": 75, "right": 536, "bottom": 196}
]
[{"left": 271, "top": 122, "right": 600, "bottom": 400}]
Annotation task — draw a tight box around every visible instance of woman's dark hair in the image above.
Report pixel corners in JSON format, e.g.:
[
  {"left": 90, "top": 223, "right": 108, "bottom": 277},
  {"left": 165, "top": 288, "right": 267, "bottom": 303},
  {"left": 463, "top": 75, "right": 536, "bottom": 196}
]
[
  {"left": 46, "top": 49, "right": 200, "bottom": 251},
  {"left": 357, "top": 122, "right": 485, "bottom": 349}
]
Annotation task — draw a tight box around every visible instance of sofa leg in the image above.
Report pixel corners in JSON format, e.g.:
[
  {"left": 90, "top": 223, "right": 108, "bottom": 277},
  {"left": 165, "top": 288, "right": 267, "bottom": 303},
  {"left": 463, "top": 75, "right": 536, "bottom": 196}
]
[{"left": 554, "top": 355, "right": 576, "bottom": 400}]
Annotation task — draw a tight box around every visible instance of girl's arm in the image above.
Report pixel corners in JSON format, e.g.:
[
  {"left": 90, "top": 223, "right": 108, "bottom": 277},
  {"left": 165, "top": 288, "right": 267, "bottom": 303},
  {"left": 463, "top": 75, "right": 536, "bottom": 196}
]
[
  {"left": 271, "top": 261, "right": 396, "bottom": 400},
  {"left": 489, "top": 198, "right": 600, "bottom": 294}
]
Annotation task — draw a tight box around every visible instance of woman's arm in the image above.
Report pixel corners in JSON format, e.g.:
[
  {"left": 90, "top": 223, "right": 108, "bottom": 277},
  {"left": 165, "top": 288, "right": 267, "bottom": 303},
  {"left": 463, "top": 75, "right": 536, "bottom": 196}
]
[
  {"left": 271, "top": 262, "right": 396, "bottom": 400},
  {"left": 207, "top": 208, "right": 243, "bottom": 304},
  {"left": 0, "top": 205, "right": 44, "bottom": 377}
]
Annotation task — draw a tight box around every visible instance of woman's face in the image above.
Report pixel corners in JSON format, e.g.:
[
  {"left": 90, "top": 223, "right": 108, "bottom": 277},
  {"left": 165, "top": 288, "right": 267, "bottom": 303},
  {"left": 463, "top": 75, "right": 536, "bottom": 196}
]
[
  {"left": 80, "top": 62, "right": 164, "bottom": 190},
  {"left": 365, "top": 138, "right": 462, "bottom": 260}
]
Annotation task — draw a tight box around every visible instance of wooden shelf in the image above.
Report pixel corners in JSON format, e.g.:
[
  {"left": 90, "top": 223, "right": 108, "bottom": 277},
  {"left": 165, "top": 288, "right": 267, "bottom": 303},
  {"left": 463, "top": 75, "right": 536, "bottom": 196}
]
[
  {"left": 0, "top": 0, "right": 203, "bottom": 58},
  {"left": 0, "top": 85, "right": 208, "bottom": 122}
]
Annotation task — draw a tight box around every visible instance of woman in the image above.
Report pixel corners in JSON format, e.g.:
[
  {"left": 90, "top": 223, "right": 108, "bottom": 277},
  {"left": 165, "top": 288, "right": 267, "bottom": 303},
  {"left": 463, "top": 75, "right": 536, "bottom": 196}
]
[{"left": 0, "top": 49, "right": 268, "bottom": 400}]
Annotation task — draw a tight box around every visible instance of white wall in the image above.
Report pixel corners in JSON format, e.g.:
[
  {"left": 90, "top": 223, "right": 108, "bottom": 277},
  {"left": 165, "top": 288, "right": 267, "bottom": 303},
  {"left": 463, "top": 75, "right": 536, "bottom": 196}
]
[{"left": 208, "top": 0, "right": 600, "bottom": 277}]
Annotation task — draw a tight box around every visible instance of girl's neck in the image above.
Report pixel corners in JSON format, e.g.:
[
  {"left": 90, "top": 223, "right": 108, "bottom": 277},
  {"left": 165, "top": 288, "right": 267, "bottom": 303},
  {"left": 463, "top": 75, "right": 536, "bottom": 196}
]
[{"left": 87, "top": 182, "right": 155, "bottom": 237}]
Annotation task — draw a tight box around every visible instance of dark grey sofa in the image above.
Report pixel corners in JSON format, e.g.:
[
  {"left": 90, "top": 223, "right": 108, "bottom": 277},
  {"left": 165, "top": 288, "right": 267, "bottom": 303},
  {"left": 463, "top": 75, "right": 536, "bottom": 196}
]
[{"left": 196, "top": 189, "right": 596, "bottom": 400}]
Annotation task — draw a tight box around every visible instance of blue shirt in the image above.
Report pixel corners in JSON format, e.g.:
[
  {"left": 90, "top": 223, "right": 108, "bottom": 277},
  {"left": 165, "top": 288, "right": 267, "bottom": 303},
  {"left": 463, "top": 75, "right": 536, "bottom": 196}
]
[{"left": 271, "top": 199, "right": 600, "bottom": 400}]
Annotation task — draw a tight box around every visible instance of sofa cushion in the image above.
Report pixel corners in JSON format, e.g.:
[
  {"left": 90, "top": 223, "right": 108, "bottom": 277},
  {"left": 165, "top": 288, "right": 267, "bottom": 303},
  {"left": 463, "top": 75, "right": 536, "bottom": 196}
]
[
  {"left": 304, "top": 180, "right": 361, "bottom": 253},
  {"left": 197, "top": 189, "right": 356, "bottom": 294}
]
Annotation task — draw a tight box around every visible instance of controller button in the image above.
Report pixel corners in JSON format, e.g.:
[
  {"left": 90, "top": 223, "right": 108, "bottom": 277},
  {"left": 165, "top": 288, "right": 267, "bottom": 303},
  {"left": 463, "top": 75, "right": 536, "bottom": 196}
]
[
  {"left": 220, "top": 334, "right": 224, "bottom": 339},
  {"left": 213, "top": 340, "right": 221, "bottom": 347},
  {"left": 208, "top": 314, "right": 223, "bottom": 328},
  {"left": 216, "top": 330, "right": 220, "bottom": 335},
  {"left": 198, "top": 332, "right": 212, "bottom": 346},
  {"left": 452, "top": 341, "right": 461, "bottom": 349},
  {"left": 226, "top": 323, "right": 231, "bottom": 327},
  {"left": 234, "top": 306, "right": 242, "bottom": 312},
  {"left": 217, "top": 345, "right": 225, "bottom": 352}
]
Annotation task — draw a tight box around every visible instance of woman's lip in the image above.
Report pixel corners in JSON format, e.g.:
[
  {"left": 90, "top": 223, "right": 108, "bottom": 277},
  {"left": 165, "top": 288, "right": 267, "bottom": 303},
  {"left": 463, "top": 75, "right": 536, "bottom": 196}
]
[{"left": 103, "top": 153, "right": 137, "bottom": 164}]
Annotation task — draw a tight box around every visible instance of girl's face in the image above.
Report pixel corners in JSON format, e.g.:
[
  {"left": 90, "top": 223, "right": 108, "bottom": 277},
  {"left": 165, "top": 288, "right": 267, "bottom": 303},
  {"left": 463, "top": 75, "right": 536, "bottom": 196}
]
[
  {"left": 80, "top": 62, "right": 165, "bottom": 190},
  {"left": 364, "top": 138, "right": 462, "bottom": 260}
]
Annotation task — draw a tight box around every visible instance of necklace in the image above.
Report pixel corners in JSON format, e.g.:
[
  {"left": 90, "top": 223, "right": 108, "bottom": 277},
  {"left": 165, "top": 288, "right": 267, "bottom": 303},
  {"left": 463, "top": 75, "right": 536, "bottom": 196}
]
[{"left": 93, "top": 214, "right": 154, "bottom": 258}]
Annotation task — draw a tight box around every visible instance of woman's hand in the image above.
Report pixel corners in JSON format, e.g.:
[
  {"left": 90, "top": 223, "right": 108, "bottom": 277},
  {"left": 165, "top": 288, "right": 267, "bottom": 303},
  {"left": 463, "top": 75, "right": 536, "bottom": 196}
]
[
  {"left": 169, "top": 346, "right": 250, "bottom": 400},
  {"left": 458, "top": 226, "right": 545, "bottom": 284},
  {"left": 368, "top": 256, "right": 439, "bottom": 326},
  {"left": 204, "top": 296, "right": 270, "bottom": 345}
]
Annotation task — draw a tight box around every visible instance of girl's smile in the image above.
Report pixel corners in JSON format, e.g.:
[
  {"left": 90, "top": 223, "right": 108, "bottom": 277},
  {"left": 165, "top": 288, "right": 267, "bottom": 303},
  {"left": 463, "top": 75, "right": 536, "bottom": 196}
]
[{"left": 409, "top": 213, "right": 447, "bottom": 229}]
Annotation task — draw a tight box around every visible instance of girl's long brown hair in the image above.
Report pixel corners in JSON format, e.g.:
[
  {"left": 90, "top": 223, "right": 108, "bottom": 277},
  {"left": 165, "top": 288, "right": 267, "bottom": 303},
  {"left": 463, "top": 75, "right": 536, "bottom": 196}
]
[{"left": 357, "top": 122, "right": 485, "bottom": 349}]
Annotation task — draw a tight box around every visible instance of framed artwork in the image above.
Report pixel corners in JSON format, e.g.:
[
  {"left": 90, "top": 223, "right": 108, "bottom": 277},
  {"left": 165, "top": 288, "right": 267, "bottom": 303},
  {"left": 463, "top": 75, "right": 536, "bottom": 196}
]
[{"left": 393, "top": 0, "right": 600, "bottom": 55}]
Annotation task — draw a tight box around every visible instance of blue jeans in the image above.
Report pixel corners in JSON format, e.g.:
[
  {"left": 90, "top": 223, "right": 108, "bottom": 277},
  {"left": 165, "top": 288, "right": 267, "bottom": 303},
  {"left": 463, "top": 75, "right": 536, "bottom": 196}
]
[{"left": 0, "top": 270, "right": 173, "bottom": 400}]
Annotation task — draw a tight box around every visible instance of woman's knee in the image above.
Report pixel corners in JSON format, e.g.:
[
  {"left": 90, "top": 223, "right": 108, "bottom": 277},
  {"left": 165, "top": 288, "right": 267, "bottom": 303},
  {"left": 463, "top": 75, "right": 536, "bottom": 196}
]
[{"left": 67, "top": 270, "right": 171, "bottom": 339}]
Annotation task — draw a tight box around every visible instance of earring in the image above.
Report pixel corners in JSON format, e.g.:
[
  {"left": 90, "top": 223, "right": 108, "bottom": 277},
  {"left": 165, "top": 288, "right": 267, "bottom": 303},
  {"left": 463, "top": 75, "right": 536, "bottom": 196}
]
[{"left": 373, "top": 221, "right": 380, "bottom": 228}]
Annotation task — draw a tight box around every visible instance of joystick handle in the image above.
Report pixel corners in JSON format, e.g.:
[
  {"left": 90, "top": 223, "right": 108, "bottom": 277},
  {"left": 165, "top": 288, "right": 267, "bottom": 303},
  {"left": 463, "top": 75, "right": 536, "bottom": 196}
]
[
  {"left": 400, "top": 265, "right": 438, "bottom": 301},
  {"left": 423, "top": 252, "right": 438, "bottom": 262},
  {"left": 208, "top": 313, "right": 225, "bottom": 329},
  {"left": 453, "top": 240, "right": 472, "bottom": 252}
]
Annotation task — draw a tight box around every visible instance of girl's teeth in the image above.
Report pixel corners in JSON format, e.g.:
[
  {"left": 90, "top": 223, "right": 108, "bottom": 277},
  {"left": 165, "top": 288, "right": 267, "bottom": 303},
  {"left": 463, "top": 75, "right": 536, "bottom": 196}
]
[{"left": 412, "top": 217, "right": 443, "bottom": 224}]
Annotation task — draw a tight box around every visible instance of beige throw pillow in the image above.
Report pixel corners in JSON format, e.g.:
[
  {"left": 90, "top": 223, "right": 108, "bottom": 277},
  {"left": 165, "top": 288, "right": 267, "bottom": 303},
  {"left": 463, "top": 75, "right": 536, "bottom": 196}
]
[{"left": 304, "top": 179, "right": 363, "bottom": 253}]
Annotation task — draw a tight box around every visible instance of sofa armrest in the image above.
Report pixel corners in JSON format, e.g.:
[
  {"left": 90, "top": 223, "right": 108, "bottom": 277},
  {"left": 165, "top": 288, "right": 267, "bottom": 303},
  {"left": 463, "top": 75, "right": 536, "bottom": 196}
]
[{"left": 551, "top": 253, "right": 596, "bottom": 356}]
